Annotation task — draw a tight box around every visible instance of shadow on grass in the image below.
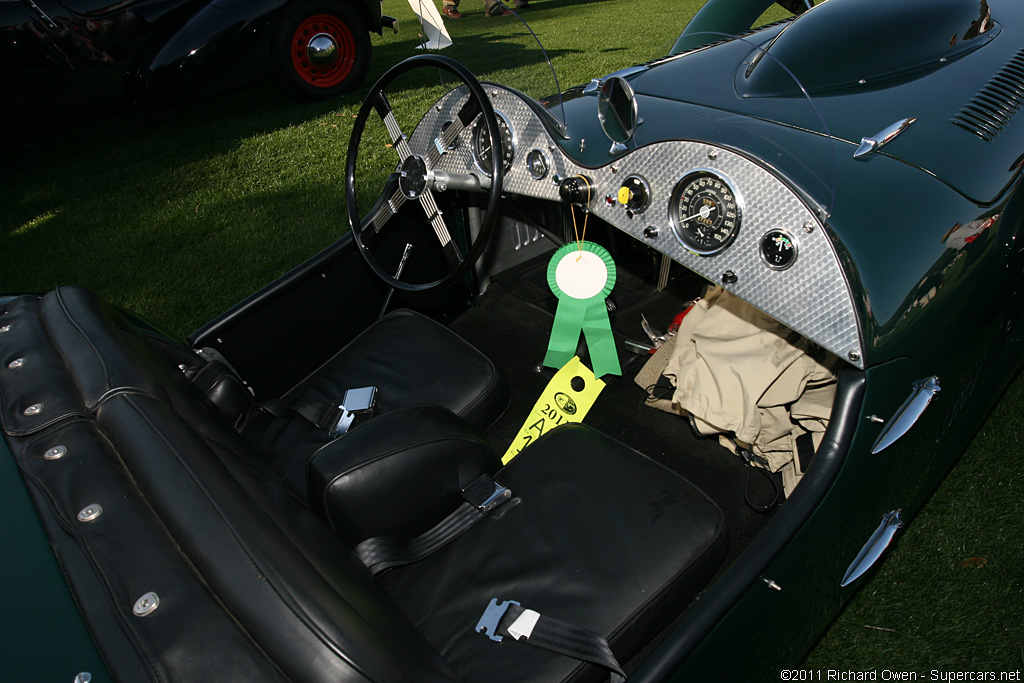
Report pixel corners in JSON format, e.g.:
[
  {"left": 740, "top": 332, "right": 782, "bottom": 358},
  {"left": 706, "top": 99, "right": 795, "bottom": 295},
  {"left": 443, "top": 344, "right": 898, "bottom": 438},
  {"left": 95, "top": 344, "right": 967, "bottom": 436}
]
[{"left": 3, "top": 179, "right": 344, "bottom": 333}]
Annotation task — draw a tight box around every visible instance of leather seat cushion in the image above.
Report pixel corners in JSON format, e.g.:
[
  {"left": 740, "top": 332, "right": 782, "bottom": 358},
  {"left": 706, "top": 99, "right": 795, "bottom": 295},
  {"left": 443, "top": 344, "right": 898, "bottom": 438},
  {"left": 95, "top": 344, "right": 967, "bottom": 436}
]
[
  {"left": 245, "top": 308, "right": 509, "bottom": 499},
  {"left": 379, "top": 423, "right": 728, "bottom": 683}
]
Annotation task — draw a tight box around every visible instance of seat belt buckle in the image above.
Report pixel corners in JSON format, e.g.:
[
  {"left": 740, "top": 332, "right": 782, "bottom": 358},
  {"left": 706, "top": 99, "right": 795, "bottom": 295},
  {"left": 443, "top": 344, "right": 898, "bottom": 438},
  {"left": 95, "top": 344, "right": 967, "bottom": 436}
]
[
  {"left": 475, "top": 598, "right": 519, "bottom": 642},
  {"left": 462, "top": 474, "right": 511, "bottom": 512},
  {"left": 329, "top": 386, "right": 378, "bottom": 437}
]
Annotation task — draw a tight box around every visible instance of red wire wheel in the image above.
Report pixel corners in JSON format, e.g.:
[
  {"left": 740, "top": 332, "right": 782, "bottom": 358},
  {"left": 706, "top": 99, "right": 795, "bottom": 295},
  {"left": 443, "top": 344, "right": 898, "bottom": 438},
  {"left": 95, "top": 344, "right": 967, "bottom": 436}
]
[
  {"left": 290, "top": 14, "right": 356, "bottom": 88},
  {"left": 273, "top": 1, "right": 370, "bottom": 101}
]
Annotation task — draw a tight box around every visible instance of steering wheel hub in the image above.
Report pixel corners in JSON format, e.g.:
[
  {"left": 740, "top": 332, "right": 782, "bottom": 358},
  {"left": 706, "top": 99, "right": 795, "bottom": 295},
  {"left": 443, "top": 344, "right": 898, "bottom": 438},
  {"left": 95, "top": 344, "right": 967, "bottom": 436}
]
[{"left": 398, "top": 155, "right": 430, "bottom": 199}]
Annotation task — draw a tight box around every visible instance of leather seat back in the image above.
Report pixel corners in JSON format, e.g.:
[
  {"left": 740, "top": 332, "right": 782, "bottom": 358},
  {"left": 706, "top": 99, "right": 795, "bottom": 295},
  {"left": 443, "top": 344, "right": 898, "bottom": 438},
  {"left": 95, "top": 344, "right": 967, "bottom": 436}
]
[{"left": 32, "top": 287, "right": 458, "bottom": 683}]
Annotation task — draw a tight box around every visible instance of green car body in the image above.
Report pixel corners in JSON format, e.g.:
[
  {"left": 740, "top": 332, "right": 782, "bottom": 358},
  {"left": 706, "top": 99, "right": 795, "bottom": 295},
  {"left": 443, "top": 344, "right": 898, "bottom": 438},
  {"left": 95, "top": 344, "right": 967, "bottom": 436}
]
[{"left": 3, "top": 0, "right": 1023, "bottom": 679}]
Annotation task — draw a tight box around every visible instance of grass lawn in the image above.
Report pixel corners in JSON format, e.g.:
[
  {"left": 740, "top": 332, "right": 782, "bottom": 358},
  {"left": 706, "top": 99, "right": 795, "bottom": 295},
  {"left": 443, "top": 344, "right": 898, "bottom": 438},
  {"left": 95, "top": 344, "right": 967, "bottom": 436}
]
[{"left": 2, "top": 0, "right": 1022, "bottom": 676}]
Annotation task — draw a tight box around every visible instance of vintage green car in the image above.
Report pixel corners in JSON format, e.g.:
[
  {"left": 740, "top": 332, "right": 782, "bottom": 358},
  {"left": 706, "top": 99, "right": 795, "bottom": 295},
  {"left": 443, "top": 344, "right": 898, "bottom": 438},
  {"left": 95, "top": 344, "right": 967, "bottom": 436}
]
[{"left": 2, "top": 0, "right": 1021, "bottom": 679}]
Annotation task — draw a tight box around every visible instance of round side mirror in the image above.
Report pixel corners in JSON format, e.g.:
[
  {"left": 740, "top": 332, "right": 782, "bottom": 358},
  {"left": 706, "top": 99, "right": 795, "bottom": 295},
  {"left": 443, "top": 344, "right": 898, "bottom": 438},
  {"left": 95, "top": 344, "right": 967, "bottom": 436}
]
[{"left": 597, "top": 76, "right": 638, "bottom": 144}]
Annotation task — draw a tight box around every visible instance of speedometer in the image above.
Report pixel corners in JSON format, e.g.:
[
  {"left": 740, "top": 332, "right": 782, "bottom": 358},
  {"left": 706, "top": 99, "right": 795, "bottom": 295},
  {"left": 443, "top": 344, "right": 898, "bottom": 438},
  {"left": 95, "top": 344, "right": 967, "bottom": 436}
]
[
  {"left": 669, "top": 170, "right": 743, "bottom": 255},
  {"left": 471, "top": 111, "right": 515, "bottom": 177}
]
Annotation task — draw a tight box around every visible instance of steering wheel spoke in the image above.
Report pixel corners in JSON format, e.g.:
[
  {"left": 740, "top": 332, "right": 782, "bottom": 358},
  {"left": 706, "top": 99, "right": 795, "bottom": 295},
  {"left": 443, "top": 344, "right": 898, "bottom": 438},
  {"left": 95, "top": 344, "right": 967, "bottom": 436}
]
[
  {"left": 427, "top": 96, "right": 481, "bottom": 167},
  {"left": 346, "top": 54, "right": 504, "bottom": 292},
  {"left": 372, "top": 91, "right": 418, "bottom": 162},
  {"left": 417, "top": 189, "right": 463, "bottom": 266},
  {"left": 359, "top": 174, "right": 407, "bottom": 235}
]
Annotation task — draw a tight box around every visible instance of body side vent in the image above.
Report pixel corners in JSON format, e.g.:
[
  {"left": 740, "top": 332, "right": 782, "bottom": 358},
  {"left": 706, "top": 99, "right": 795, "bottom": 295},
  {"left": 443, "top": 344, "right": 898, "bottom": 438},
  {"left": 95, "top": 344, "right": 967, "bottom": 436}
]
[{"left": 951, "top": 47, "right": 1024, "bottom": 141}]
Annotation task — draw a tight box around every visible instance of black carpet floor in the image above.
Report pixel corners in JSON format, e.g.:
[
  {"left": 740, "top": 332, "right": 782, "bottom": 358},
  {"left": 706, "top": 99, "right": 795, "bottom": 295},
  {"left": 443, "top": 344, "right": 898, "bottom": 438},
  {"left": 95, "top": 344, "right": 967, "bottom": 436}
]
[{"left": 450, "top": 255, "right": 781, "bottom": 567}]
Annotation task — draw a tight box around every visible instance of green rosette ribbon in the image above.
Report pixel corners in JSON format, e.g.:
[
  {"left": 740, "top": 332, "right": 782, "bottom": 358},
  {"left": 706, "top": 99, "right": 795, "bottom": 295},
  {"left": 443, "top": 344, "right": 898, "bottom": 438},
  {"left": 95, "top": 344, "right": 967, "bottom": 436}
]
[{"left": 543, "top": 241, "right": 621, "bottom": 377}]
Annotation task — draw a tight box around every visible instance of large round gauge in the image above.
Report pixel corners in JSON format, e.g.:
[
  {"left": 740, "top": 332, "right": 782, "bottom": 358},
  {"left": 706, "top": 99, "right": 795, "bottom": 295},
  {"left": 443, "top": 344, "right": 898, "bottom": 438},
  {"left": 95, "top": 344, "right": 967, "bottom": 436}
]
[
  {"left": 669, "top": 170, "right": 743, "bottom": 255},
  {"left": 471, "top": 111, "right": 515, "bottom": 177}
]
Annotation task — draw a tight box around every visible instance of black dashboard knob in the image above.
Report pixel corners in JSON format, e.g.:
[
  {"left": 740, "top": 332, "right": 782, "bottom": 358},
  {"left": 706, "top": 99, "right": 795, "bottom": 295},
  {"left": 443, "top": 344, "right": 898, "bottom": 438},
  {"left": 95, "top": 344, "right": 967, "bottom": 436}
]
[{"left": 558, "top": 175, "right": 594, "bottom": 205}]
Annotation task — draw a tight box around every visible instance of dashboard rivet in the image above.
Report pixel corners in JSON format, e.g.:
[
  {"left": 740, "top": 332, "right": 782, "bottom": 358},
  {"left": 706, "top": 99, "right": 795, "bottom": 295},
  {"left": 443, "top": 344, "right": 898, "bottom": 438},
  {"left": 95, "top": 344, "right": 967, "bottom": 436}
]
[
  {"left": 643, "top": 226, "right": 659, "bottom": 239},
  {"left": 848, "top": 350, "right": 861, "bottom": 362},
  {"left": 707, "top": 149, "right": 718, "bottom": 160},
  {"left": 802, "top": 221, "right": 815, "bottom": 234}
]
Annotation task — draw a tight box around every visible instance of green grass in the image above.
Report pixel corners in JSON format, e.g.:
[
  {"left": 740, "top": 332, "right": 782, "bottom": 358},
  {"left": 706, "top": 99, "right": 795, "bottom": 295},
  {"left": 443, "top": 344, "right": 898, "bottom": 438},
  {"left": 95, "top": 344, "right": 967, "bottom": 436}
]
[{"left": 2, "top": 0, "right": 1022, "bottom": 675}]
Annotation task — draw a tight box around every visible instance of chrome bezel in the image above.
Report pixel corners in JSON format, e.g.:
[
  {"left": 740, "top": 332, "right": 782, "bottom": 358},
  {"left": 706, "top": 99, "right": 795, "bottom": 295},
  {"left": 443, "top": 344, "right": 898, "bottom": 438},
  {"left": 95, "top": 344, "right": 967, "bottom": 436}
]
[
  {"left": 668, "top": 168, "right": 744, "bottom": 256},
  {"left": 620, "top": 174, "right": 651, "bottom": 213},
  {"left": 470, "top": 110, "right": 516, "bottom": 178},
  {"left": 759, "top": 229, "right": 800, "bottom": 271},
  {"left": 525, "top": 148, "right": 549, "bottom": 180}
]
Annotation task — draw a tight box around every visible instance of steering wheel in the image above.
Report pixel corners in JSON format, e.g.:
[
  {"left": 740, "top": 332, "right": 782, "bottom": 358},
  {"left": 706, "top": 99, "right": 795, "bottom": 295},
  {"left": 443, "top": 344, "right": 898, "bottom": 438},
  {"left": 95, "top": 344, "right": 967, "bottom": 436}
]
[{"left": 345, "top": 54, "right": 505, "bottom": 292}]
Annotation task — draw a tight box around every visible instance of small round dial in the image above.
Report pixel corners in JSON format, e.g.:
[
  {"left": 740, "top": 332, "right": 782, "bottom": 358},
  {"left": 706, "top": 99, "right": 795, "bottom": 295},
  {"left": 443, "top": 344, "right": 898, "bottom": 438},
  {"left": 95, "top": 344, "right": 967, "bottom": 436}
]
[
  {"left": 670, "top": 170, "right": 742, "bottom": 255},
  {"left": 526, "top": 148, "right": 549, "bottom": 179},
  {"left": 471, "top": 111, "right": 515, "bottom": 177},
  {"left": 760, "top": 229, "right": 798, "bottom": 270},
  {"left": 617, "top": 175, "right": 650, "bottom": 213}
]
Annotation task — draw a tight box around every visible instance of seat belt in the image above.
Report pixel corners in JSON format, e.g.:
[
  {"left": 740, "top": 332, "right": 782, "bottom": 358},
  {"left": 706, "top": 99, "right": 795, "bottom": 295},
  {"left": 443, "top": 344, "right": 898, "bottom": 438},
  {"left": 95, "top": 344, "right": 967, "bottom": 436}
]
[
  {"left": 475, "top": 598, "right": 626, "bottom": 683},
  {"left": 355, "top": 474, "right": 510, "bottom": 576},
  {"left": 247, "top": 387, "right": 378, "bottom": 437}
]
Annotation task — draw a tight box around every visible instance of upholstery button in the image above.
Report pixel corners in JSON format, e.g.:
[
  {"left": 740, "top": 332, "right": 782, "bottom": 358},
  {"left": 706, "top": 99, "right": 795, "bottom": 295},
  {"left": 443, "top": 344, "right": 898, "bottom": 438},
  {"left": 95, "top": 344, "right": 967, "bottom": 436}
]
[
  {"left": 133, "top": 592, "right": 160, "bottom": 617},
  {"left": 77, "top": 504, "right": 103, "bottom": 522},
  {"left": 44, "top": 445, "right": 67, "bottom": 460}
]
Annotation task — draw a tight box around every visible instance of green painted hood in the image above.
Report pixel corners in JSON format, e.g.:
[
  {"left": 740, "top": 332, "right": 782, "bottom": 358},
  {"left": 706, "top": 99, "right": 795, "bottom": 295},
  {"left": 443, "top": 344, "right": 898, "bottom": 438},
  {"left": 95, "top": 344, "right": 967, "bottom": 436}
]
[{"left": 630, "top": 0, "right": 1024, "bottom": 204}]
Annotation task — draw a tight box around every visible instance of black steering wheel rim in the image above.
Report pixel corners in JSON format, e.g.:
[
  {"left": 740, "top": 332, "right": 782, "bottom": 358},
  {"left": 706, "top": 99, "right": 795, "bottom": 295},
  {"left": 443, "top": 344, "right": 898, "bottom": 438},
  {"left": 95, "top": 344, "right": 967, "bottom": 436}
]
[{"left": 345, "top": 54, "right": 504, "bottom": 292}]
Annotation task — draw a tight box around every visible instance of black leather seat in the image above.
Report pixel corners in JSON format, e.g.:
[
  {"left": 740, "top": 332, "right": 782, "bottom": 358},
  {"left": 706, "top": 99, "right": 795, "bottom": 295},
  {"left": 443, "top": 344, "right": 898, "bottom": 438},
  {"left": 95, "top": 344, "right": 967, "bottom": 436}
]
[
  {"left": 242, "top": 308, "right": 510, "bottom": 499},
  {"left": 378, "top": 423, "right": 728, "bottom": 682},
  {"left": 1, "top": 286, "right": 728, "bottom": 683}
]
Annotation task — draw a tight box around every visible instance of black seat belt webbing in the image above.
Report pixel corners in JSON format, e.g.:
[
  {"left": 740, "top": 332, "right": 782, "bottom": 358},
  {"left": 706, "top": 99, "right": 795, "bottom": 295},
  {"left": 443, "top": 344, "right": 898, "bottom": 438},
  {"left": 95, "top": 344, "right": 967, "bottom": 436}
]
[
  {"left": 355, "top": 474, "right": 510, "bottom": 576},
  {"left": 476, "top": 599, "right": 626, "bottom": 683},
  {"left": 356, "top": 502, "right": 484, "bottom": 575}
]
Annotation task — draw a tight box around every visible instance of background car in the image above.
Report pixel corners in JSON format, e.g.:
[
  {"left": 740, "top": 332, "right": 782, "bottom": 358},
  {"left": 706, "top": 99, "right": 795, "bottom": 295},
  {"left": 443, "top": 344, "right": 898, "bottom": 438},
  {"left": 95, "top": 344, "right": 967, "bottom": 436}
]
[{"left": 1, "top": 0, "right": 396, "bottom": 129}]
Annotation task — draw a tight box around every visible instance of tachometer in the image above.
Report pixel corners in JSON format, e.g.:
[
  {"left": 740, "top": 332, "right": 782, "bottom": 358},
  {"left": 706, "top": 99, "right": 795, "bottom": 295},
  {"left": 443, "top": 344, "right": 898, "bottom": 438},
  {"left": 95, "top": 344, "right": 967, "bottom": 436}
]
[
  {"left": 471, "top": 111, "right": 515, "bottom": 177},
  {"left": 669, "top": 170, "right": 743, "bottom": 255}
]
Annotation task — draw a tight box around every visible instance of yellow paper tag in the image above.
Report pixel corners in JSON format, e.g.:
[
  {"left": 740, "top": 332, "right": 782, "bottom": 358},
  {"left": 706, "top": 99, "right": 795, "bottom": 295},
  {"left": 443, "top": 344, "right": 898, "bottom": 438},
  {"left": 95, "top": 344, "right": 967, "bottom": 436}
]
[{"left": 501, "top": 356, "right": 605, "bottom": 464}]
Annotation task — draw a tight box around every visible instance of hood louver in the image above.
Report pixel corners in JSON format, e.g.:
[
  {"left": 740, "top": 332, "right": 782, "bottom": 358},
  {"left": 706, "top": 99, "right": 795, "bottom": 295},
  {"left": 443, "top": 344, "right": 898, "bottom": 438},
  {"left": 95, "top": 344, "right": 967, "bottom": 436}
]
[{"left": 950, "top": 47, "right": 1024, "bottom": 141}]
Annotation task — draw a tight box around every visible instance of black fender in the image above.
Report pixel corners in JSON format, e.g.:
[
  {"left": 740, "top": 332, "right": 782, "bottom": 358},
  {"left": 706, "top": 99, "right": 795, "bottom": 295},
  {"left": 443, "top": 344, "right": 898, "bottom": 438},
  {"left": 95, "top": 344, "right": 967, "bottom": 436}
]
[{"left": 134, "top": 0, "right": 283, "bottom": 107}]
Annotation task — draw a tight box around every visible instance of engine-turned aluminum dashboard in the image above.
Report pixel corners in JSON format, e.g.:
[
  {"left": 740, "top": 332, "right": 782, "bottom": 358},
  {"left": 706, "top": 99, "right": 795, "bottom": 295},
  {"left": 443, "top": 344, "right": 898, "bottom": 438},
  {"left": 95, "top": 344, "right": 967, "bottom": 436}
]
[{"left": 406, "top": 84, "right": 864, "bottom": 368}]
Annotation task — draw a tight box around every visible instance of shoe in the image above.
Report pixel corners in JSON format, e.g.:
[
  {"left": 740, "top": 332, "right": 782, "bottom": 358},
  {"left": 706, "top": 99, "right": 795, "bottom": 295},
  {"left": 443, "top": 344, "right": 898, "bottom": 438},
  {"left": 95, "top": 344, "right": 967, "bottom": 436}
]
[
  {"left": 442, "top": 7, "right": 463, "bottom": 17},
  {"left": 486, "top": 5, "right": 513, "bottom": 15}
]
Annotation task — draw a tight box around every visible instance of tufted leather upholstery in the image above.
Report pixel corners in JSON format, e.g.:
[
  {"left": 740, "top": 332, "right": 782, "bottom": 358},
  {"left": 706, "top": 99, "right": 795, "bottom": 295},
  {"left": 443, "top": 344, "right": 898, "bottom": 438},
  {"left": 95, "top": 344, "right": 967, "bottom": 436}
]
[{"left": 0, "top": 286, "right": 728, "bottom": 682}]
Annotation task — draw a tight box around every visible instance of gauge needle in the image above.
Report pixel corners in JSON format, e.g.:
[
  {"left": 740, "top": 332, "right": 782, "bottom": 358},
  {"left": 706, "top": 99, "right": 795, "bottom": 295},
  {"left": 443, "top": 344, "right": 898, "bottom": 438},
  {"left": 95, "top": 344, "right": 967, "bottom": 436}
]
[{"left": 682, "top": 205, "right": 716, "bottom": 223}]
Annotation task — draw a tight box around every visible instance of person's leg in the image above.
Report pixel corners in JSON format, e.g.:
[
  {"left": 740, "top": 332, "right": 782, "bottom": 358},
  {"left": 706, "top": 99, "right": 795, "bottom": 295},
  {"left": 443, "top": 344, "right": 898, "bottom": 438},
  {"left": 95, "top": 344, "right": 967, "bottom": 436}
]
[
  {"left": 484, "top": 0, "right": 513, "bottom": 16},
  {"left": 442, "top": 0, "right": 463, "bottom": 18}
]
